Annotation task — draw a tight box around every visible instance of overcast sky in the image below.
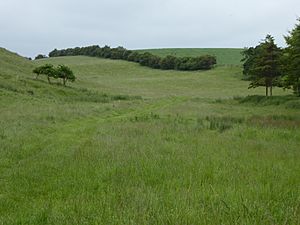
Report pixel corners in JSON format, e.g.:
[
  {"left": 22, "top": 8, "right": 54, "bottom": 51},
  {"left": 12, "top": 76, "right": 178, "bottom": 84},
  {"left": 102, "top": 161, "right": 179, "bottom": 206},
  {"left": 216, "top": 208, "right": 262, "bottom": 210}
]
[{"left": 1, "top": 0, "right": 299, "bottom": 57}]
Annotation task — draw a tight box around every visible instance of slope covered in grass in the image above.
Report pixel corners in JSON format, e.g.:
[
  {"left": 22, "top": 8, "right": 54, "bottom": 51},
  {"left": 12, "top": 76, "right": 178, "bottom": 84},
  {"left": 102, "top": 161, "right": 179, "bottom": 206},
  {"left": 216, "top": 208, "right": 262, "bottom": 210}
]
[
  {"left": 135, "top": 48, "right": 243, "bottom": 66},
  {"left": 1, "top": 49, "right": 300, "bottom": 224},
  {"left": 34, "top": 55, "right": 281, "bottom": 98},
  {"left": 0, "top": 47, "right": 33, "bottom": 77}
]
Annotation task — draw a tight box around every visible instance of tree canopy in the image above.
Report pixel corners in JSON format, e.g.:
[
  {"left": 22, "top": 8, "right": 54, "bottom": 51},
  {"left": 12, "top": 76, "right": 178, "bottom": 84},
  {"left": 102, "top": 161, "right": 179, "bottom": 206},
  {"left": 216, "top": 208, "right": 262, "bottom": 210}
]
[
  {"left": 33, "top": 64, "right": 56, "bottom": 83},
  {"left": 242, "top": 35, "right": 283, "bottom": 96},
  {"left": 282, "top": 19, "right": 300, "bottom": 96},
  {"left": 34, "top": 54, "right": 47, "bottom": 60},
  {"left": 48, "top": 45, "right": 217, "bottom": 71},
  {"left": 33, "top": 64, "right": 75, "bottom": 86},
  {"left": 56, "top": 65, "right": 76, "bottom": 86}
]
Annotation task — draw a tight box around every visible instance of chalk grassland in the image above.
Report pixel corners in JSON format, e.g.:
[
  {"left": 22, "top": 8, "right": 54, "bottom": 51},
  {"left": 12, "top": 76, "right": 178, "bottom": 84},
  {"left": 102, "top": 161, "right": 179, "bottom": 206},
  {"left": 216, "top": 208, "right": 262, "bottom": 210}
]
[
  {"left": 135, "top": 48, "right": 243, "bottom": 65},
  {"left": 0, "top": 48, "right": 299, "bottom": 224}
]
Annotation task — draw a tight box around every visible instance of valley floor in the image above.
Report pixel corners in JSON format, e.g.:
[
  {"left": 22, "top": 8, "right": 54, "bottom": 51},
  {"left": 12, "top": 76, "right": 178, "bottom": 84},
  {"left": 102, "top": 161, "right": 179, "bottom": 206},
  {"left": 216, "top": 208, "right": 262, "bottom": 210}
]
[{"left": 0, "top": 55, "right": 299, "bottom": 224}]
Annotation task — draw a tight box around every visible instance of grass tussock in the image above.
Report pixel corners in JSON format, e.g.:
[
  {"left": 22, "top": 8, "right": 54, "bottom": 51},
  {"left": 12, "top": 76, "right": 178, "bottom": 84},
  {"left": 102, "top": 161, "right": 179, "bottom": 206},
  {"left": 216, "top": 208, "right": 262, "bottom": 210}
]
[
  {"left": 129, "top": 113, "right": 160, "bottom": 122},
  {"left": 196, "top": 116, "right": 244, "bottom": 132},
  {"left": 234, "top": 95, "right": 300, "bottom": 109}
]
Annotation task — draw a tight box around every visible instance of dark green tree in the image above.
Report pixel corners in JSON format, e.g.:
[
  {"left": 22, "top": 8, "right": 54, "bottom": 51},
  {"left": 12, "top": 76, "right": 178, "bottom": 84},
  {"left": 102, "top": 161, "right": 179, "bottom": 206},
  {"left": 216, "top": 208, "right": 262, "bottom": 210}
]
[
  {"left": 56, "top": 65, "right": 75, "bottom": 86},
  {"left": 33, "top": 66, "right": 43, "bottom": 79},
  {"left": 127, "top": 52, "right": 141, "bottom": 62},
  {"left": 160, "top": 55, "right": 177, "bottom": 70},
  {"left": 33, "top": 64, "right": 56, "bottom": 83},
  {"left": 101, "top": 45, "right": 112, "bottom": 58},
  {"left": 110, "top": 46, "right": 127, "bottom": 59},
  {"left": 48, "top": 46, "right": 216, "bottom": 71},
  {"left": 49, "top": 49, "right": 59, "bottom": 57},
  {"left": 241, "top": 47, "right": 256, "bottom": 80},
  {"left": 122, "top": 50, "right": 133, "bottom": 60},
  {"left": 34, "top": 54, "right": 47, "bottom": 60},
  {"left": 282, "top": 19, "right": 300, "bottom": 96},
  {"left": 242, "top": 35, "right": 283, "bottom": 96}
]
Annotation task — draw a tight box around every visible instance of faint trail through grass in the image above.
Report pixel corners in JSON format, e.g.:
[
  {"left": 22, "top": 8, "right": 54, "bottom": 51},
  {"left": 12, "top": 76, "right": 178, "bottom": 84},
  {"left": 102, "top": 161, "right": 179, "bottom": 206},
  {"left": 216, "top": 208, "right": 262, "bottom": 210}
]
[{"left": 0, "top": 96, "right": 188, "bottom": 173}]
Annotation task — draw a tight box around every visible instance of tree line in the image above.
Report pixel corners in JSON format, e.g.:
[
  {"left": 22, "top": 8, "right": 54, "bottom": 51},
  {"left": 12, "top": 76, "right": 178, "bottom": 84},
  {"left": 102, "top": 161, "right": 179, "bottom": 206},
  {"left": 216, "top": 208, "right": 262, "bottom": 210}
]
[
  {"left": 242, "top": 19, "right": 300, "bottom": 96},
  {"left": 33, "top": 64, "right": 75, "bottom": 86},
  {"left": 48, "top": 46, "right": 217, "bottom": 71}
]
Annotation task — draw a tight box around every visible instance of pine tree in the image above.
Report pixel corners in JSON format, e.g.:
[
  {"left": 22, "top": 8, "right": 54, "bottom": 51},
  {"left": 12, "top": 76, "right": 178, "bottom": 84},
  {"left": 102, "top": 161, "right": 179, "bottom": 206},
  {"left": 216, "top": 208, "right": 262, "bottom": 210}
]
[
  {"left": 283, "top": 19, "right": 300, "bottom": 96},
  {"left": 242, "top": 35, "right": 282, "bottom": 96}
]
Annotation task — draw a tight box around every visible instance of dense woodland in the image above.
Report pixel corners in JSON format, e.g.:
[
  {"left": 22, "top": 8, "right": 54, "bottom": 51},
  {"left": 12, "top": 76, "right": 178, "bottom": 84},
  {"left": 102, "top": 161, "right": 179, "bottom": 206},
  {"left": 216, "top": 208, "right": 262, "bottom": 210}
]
[{"left": 48, "top": 46, "right": 217, "bottom": 71}]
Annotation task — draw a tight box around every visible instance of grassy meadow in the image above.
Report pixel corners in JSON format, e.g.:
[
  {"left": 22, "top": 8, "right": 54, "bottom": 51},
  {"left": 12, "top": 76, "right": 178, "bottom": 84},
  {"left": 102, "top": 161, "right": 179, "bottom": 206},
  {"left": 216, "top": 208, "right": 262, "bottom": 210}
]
[{"left": 0, "top": 48, "right": 300, "bottom": 224}]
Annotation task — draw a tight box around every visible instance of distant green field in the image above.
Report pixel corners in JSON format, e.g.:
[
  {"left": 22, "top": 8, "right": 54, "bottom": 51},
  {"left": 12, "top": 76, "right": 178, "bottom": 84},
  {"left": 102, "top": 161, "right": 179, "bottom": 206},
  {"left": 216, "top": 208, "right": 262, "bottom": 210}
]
[
  {"left": 0, "top": 48, "right": 299, "bottom": 224},
  {"left": 135, "top": 48, "right": 243, "bottom": 66}
]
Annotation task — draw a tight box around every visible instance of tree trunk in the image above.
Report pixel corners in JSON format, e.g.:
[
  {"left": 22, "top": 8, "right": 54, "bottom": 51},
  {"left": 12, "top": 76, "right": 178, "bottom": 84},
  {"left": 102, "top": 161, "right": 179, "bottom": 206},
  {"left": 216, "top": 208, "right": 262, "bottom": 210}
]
[
  {"left": 63, "top": 78, "right": 66, "bottom": 86},
  {"left": 270, "top": 85, "right": 273, "bottom": 96},
  {"left": 47, "top": 76, "right": 51, "bottom": 84},
  {"left": 265, "top": 86, "right": 268, "bottom": 97}
]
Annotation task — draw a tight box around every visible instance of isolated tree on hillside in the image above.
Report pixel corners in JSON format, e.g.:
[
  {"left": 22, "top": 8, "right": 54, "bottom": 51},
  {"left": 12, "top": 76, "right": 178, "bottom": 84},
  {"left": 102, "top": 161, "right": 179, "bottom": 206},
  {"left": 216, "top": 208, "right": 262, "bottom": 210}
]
[
  {"left": 33, "top": 66, "right": 43, "bottom": 79},
  {"left": 33, "top": 64, "right": 75, "bottom": 86},
  {"left": 33, "top": 64, "right": 56, "bottom": 83},
  {"left": 282, "top": 19, "right": 300, "bottom": 96},
  {"left": 56, "top": 65, "right": 75, "bottom": 86},
  {"left": 242, "top": 35, "right": 282, "bottom": 96}
]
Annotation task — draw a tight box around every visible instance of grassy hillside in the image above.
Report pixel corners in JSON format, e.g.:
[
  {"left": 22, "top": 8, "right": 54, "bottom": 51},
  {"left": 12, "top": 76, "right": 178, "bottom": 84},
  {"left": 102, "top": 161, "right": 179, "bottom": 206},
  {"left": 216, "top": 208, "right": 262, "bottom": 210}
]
[
  {"left": 0, "top": 47, "right": 33, "bottom": 77},
  {"left": 1, "top": 49, "right": 300, "bottom": 224},
  {"left": 34, "top": 55, "right": 275, "bottom": 98},
  {"left": 135, "top": 48, "right": 243, "bottom": 66}
]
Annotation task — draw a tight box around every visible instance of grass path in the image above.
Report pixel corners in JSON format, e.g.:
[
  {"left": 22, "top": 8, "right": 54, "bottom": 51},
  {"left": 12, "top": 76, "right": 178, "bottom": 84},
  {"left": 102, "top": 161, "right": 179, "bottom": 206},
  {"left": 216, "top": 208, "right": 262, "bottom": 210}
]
[
  {"left": 1, "top": 96, "right": 187, "bottom": 175},
  {"left": 1, "top": 96, "right": 194, "bottom": 223},
  {"left": 1, "top": 49, "right": 300, "bottom": 224},
  {"left": 2, "top": 94, "right": 299, "bottom": 224}
]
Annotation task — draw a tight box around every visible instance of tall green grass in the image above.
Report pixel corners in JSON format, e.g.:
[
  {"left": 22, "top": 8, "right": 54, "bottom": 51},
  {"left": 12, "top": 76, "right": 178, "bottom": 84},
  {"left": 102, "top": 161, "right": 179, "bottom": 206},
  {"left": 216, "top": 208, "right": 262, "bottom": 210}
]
[{"left": 0, "top": 48, "right": 299, "bottom": 224}]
